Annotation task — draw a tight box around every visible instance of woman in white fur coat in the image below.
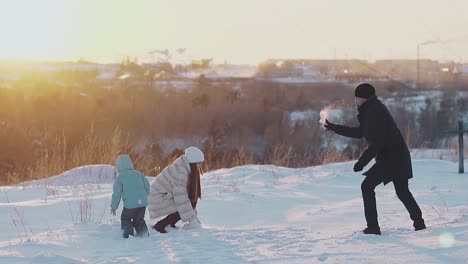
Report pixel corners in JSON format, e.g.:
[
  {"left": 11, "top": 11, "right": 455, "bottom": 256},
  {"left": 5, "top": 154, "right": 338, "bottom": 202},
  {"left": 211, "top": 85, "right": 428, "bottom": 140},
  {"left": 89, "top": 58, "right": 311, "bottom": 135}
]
[{"left": 148, "top": 146, "right": 204, "bottom": 233}]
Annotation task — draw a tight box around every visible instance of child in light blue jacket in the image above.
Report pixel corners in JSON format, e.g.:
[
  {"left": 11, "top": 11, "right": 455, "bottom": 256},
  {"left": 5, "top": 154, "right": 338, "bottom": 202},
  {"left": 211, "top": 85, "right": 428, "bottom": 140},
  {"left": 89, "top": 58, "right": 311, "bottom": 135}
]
[{"left": 111, "top": 155, "right": 150, "bottom": 238}]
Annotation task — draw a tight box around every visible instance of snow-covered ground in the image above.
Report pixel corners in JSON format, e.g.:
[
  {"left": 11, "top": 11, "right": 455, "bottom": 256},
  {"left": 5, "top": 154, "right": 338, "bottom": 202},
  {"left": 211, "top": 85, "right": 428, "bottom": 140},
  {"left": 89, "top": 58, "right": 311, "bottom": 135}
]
[{"left": 0, "top": 157, "right": 467, "bottom": 263}]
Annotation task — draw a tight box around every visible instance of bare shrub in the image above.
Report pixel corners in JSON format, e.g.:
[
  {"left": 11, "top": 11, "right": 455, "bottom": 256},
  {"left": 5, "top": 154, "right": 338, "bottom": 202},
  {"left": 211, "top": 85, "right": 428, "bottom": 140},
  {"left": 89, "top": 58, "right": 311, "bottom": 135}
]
[
  {"left": 11, "top": 207, "right": 34, "bottom": 242},
  {"left": 266, "top": 145, "right": 294, "bottom": 167},
  {"left": 232, "top": 148, "right": 254, "bottom": 167},
  {"left": 46, "top": 187, "right": 59, "bottom": 196},
  {"left": 320, "top": 148, "right": 352, "bottom": 165},
  {"left": 79, "top": 196, "right": 93, "bottom": 224},
  {"left": 95, "top": 198, "right": 108, "bottom": 224}
]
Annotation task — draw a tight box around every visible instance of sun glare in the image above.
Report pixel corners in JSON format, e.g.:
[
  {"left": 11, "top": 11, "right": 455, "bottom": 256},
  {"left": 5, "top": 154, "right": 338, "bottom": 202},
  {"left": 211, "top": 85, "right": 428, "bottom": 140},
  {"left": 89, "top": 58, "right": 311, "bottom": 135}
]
[{"left": 0, "top": 1, "right": 73, "bottom": 60}]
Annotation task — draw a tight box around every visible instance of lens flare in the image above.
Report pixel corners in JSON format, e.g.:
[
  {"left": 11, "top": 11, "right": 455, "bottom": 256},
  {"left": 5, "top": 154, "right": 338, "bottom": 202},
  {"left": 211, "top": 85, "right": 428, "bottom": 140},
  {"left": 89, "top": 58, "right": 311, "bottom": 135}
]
[{"left": 439, "top": 232, "right": 455, "bottom": 248}]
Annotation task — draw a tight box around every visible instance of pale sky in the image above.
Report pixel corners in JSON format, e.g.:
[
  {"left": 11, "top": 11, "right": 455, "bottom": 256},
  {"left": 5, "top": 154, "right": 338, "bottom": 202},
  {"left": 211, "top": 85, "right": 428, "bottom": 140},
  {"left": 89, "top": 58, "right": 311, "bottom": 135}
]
[{"left": 1, "top": 0, "right": 468, "bottom": 65}]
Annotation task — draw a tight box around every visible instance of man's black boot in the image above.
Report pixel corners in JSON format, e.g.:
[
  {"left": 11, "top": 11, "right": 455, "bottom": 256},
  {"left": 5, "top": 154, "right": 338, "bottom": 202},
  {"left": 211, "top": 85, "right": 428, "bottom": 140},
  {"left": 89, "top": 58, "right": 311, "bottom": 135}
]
[
  {"left": 414, "top": 219, "right": 426, "bottom": 231},
  {"left": 363, "top": 226, "right": 381, "bottom": 235}
]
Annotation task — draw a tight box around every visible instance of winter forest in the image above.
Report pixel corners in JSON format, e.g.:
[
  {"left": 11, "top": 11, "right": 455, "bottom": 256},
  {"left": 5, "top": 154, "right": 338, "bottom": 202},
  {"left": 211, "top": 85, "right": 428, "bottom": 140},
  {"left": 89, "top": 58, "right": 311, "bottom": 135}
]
[{"left": 1, "top": 67, "right": 467, "bottom": 185}]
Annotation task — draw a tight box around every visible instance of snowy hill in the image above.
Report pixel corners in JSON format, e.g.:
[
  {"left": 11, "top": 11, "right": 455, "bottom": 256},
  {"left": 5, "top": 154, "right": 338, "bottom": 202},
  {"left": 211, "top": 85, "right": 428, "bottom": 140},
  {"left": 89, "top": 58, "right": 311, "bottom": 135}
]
[{"left": 0, "top": 159, "right": 467, "bottom": 263}]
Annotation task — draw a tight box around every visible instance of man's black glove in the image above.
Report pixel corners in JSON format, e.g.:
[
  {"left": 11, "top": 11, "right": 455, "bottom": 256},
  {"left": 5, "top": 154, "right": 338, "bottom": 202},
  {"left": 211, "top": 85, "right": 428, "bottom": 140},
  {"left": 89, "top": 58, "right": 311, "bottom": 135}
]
[
  {"left": 323, "top": 119, "right": 337, "bottom": 132},
  {"left": 353, "top": 161, "right": 365, "bottom": 172}
]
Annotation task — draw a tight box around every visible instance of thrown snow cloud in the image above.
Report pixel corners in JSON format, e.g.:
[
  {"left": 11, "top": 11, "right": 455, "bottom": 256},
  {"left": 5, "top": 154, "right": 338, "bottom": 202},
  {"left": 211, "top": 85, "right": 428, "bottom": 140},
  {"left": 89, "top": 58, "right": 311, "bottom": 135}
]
[{"left": 319, "top": 99, "right": 353, "bottom": 129}]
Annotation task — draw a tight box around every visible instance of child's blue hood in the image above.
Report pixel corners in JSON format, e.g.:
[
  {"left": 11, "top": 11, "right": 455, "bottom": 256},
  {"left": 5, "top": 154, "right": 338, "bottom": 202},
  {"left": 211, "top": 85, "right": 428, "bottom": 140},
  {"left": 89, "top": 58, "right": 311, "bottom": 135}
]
[{"left": 115, "top": 155, "right": 134, "bottom": 173}]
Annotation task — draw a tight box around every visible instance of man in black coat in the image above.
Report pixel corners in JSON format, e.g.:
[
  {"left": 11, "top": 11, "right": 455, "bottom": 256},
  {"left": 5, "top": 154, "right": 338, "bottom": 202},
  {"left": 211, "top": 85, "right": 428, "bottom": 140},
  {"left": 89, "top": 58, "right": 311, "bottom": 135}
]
[{"left": 324, "top": 83, "right": 426, "bottom": 235}]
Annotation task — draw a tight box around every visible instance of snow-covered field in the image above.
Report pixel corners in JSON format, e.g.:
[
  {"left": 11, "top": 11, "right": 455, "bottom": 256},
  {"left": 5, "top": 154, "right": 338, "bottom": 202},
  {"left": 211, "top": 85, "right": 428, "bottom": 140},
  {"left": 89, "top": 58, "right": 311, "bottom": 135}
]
[{"left": 0, "top": 158, "right": 467, "bottom": 263}]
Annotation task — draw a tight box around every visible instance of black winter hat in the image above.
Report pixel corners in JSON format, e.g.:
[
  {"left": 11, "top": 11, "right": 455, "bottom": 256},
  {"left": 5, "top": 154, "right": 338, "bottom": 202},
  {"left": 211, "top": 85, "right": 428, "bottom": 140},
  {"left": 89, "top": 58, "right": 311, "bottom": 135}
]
[{"left": 354, "top": 83, "right": 376, "bottom": 99}]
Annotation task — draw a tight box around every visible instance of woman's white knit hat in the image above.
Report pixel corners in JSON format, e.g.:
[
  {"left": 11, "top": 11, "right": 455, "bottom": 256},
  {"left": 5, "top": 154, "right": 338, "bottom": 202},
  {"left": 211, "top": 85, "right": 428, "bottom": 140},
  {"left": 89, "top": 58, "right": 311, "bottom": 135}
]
[{"left": 184, "top": 147, "right": 204, "bottom": 163}]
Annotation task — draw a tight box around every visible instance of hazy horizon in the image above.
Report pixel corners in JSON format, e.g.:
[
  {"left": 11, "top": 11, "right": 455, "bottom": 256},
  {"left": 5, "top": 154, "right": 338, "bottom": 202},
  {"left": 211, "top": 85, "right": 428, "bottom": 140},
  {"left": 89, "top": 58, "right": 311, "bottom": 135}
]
[
  {"left": 1, "top": 0, "right": 468, "bottom": 65},
  {"left": 0, "top": 56, "right": 465, "bottom": 67}
]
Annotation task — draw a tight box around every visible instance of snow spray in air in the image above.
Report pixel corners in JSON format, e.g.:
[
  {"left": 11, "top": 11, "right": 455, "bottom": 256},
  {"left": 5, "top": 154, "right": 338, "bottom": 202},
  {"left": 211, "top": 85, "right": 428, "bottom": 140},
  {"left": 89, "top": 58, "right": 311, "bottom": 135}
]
[{"left": 319, "top": 99, "right": 354, "bottom": 129}]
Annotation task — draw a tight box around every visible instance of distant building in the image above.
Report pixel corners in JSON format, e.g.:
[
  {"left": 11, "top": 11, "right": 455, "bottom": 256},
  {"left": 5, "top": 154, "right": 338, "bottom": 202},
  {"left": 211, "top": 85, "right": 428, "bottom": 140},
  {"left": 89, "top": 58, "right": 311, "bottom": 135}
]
[
  {"left": 374, "top": 59, "right": 439, "bottom": 86},
  {"left": 453, "top": 65, "right": 468, "bottom": 88}
]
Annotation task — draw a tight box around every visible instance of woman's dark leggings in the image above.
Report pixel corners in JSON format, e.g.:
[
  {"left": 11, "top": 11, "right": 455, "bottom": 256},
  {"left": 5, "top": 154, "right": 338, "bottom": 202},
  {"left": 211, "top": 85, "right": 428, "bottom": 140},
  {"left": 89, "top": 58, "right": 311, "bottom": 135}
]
[{"left": 159, "top": 202, "right": 197, "bottom": 228}]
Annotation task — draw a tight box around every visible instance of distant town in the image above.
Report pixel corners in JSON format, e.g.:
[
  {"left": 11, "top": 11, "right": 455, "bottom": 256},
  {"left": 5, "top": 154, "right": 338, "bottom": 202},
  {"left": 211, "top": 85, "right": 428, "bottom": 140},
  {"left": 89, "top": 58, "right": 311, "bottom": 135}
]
[{"left": 1, "top": 58, "right": 468, "bottom": 91}]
